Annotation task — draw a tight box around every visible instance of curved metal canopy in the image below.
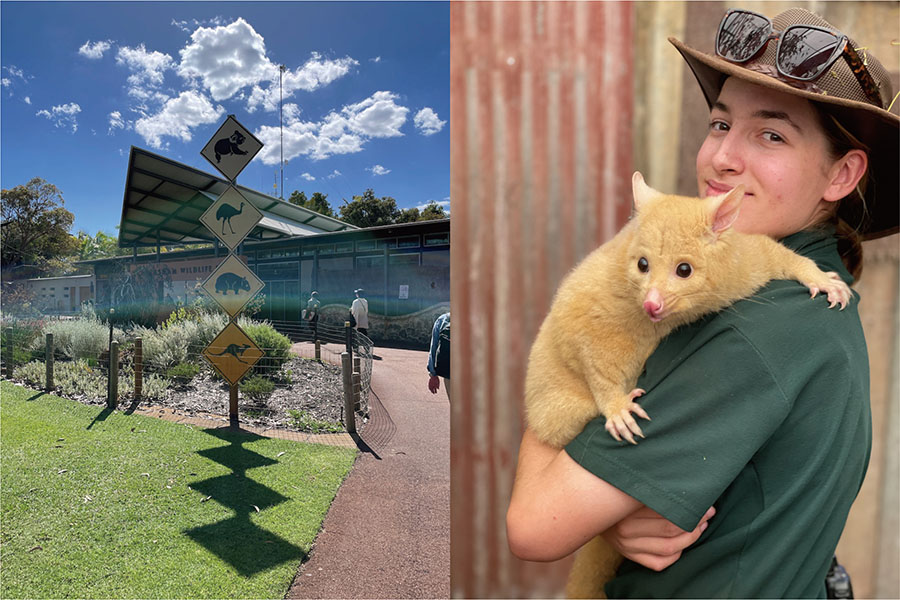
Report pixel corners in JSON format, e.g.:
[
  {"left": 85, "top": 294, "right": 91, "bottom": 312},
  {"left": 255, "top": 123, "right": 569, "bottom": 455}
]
[{"left": 118, "top": 146, "right": 355, "bottom": 248}]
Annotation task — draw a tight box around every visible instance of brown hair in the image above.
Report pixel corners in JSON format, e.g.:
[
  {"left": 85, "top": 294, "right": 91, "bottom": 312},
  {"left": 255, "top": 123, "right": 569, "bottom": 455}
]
[{"left": 814, "top": 106, "right": 869, "bottom": 282}]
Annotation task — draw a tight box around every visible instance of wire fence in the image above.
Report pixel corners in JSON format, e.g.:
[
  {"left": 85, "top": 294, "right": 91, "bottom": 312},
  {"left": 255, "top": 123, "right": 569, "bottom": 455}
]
[{"left": 0, "top": 314, "right": 372, "bottom": 434}]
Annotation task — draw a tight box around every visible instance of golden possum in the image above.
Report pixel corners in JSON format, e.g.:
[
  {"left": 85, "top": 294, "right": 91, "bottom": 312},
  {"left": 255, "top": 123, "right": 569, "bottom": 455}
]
[{"left": 523, "top": 172, "right": 851, "bottom": 598}]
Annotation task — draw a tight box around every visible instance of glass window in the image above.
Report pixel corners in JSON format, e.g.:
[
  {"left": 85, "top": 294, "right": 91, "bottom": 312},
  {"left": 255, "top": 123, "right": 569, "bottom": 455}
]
[
  {"left": 256, "top": 261, "right": 298, "bottom": 280},
  {"left": 356, "top": 256, "right": 384, "bottom": 269},
  {"left": 424, "top": 232, "right": 450, "bottom": 247},
  {"left": 356, "top": 240, "right": 377, "bottom": 252},
  {"left": 422, "top": 251, "right": 450, "bottom": 267},
  {"left": 376, "top": 238, "right": 398, "bottom": 250},
  {"left": 398, "top": 235, "right": 420, "bottom": 249},
  {"left": 335, "top": 241, "right": 354, "bottom": 254},
  {"left": 318, "top": 244, "right": 335, "bottom": 256},
  {"left": 301, "top": 246, "right": 316, "bottom": 257},
  {"left": 257, "top": 250, "right": 271, "bottom": 259},
  {"left": 319, "top": 257, "right": 354, "bottom": 271},
  {"left": 390, "top": 253, "right": 420, "bottom": 265}
]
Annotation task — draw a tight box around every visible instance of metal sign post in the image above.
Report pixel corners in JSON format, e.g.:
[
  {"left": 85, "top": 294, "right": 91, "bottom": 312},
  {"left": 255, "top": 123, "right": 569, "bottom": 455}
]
[{"left": 199, "top": 114, "right": 265, "bottom": 425}]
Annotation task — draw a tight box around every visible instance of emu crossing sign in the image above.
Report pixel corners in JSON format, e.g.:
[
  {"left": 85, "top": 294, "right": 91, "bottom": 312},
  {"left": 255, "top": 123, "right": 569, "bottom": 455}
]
[{"left": 198, "top": 185, "right": 263, "bottom": 251}]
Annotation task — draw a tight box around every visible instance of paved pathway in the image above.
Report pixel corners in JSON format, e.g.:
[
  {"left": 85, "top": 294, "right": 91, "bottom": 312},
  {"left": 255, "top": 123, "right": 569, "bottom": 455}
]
[{"left": 286, "top": 346, "right": 450, "bottom": 599}]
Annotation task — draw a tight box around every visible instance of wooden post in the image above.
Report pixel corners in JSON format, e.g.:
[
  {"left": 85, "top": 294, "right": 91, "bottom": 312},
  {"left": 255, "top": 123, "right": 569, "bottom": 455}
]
[
  {"left": 229, "top": 383, "right": 239, "bottom": 425},
  {"left": 133, "top": 337, "right": 143, "bottom": 400},
  {"left": 341, "top": 351, "right": 355, "bottom": 433},
  {"left": 315, "top": 339, "right": 321, "bottom": 362},
  {"left": 352, "top": 371, "right": 361, "bottom": 412},
  {"left": 345, "top": 321, "right": 353, "bottom": 356},
  {"left": 5, "top": 327, "right": 14, "bottom": 378},
  {"left": 45, "top": 333, "right": 54, "bottom": 391},
  {"left": 108, "top": 341, "right": 119, "bottom": 409},
  {"left": 353, "top": 356, "right": 361, "bottom": 374}
]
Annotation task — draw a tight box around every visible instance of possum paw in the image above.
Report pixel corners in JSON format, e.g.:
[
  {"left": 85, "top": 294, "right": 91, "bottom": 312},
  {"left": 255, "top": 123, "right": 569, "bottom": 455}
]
[
  {"left": 604, "top": 389, "right": 650, "bottom": 444},
  {"left": 806, "top": 272, "right": 851, "bottom": 310}
]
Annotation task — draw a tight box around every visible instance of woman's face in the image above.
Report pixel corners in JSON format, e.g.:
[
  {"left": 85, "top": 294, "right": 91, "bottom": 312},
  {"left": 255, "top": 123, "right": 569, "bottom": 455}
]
[{"left": 696, "top": 77, "right": 840, "bottom": 239}]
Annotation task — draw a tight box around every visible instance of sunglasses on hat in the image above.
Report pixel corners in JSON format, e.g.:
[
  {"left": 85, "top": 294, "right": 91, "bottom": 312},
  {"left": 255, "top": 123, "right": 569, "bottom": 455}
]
[{"left": 715, "top": 9, "right": 883, "bottom": 108}]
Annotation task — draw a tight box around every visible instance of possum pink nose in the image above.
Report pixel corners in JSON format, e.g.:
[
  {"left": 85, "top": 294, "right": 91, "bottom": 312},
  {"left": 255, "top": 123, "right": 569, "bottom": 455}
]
[{"left": 643, "top": 289, "right": 664, "bottom": 319}]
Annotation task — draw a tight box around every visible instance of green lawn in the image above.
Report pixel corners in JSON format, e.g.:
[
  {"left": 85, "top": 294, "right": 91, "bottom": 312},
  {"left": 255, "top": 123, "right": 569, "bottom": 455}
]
[{"left": 0, "top": 380, "right": 357, "bottom": 599}]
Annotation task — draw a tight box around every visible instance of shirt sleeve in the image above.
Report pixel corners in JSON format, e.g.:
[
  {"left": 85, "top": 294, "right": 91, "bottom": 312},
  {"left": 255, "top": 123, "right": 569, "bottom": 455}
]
[
  {"left": 565, "top": 323, "right": 792, "bottom": 531},
  {"left": 427, "top": 315, "right": 443, "bottom": 376}
]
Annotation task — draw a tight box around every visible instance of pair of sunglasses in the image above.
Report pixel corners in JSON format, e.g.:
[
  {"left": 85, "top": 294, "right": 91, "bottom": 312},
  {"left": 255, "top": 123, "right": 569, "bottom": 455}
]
[{"left": 715, "top": 9, "right": 883, "bottom": 108}]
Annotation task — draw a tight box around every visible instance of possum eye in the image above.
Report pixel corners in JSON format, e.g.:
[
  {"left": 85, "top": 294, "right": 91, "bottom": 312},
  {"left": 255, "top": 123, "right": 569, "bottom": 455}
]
[
  {"left": 675, "top": 262, "right": 693, "bottom": 278},
  {"left": 637, "top": 257, "right": 649, "bottom": 273}
]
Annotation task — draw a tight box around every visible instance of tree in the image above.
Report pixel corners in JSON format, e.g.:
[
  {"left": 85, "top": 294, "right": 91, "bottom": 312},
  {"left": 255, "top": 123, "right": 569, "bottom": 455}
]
[
  {"left": 419, "top": 201, "right": 449, "bottom": 221},
  {"left": 1, "top": 178, "right": 78, "bottom": 277},
  {"left": 339, "top": 189, "right": 402, "bottom": 228},
  {"left": 288, "top": 190, "right": 335, "bottom": 218}
]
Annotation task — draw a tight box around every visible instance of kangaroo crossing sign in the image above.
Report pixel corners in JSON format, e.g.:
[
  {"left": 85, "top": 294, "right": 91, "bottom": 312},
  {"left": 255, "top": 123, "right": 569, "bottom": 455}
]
[
  {"left": 202, "top": 322, "right": 264, "bottom": 385},
  {"left": 201, "top": 115, "right": 263, "bottom": 182}
]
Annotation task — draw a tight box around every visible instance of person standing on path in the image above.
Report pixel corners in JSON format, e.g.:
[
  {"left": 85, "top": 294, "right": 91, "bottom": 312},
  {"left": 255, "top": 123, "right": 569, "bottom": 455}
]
[
  {"left": 351, "top": 288, "right": 369, "bottom": 338},
  {"left": 304, "top": 291, "right": 320, "bottom": 341},
  {"left": 427, "top": 312, "right": 450, "bottom": 400}
]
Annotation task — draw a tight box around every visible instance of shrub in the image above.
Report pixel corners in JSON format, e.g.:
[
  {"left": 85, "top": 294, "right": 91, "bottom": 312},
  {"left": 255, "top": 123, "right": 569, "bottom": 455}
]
[
  {"left": 239, "top": 374, "right": 275, "bottom": 400},
  {"left": 166, "top": 362, "right": 199, "bottom": 383},
  {"left": 286, "top": 409, "right": 344, "bottom": 434},
  {"left": 31, "top": 314, "right": 122, "bottom": 361},
  {"left": 15, "top": 359, "right": 107, "bottom": 400},
  {"left": 240, "top": 320, "right": 292, "bottom": 377}
]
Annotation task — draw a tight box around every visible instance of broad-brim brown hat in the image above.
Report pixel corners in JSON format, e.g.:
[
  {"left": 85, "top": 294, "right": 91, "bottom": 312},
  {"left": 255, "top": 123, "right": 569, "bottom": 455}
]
[{"left": 670, "top": 7, "right": 899, "bottom": 240}]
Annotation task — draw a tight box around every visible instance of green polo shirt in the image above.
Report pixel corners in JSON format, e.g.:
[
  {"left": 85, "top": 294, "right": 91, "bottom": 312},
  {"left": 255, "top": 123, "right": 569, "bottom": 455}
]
[{"left": 566, "top": 228, "right": 871, "bottom": 598}]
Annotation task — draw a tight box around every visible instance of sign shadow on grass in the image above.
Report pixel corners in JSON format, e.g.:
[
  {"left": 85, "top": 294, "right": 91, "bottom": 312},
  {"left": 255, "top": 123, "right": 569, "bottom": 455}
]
[
  {"left": 86, "top": 406, "right": 114, "bottom": 430},
  {"left": 183, "top": 427, "right": 307, "bottom": 577}
]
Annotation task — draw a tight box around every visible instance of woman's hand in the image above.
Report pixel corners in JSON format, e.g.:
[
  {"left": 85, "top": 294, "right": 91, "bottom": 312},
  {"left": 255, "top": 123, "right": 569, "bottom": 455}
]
[{"left": 601, "top": 506, "right": 715, "bottom": 572}]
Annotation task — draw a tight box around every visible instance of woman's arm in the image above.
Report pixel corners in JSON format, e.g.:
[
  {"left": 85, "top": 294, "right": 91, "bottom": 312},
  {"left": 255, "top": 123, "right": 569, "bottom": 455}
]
[{"left": 506, "top": 427, "right": 643, "bottom": 562}]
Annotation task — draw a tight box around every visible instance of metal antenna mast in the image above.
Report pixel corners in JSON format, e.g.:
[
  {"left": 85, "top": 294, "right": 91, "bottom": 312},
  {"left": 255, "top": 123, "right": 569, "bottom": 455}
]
[{"left": 279, "top": 64, "right": 285, "bottom": 199}]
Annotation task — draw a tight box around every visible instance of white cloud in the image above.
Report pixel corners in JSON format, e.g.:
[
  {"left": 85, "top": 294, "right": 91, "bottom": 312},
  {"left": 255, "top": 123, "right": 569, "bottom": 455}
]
[
  {"left": 78, "top": 40, "right": 112, "bottom": 59},
  {"left": 1, "top": 78, "right": 9, "bottom": 88},
  {"left": 343, "top": 91, "right": 408, "bottom": 137},
  {"left": 416, "top": 199, "right": 451, "bottom": 211},
  {"left": 255, "top": 90, "right": 410, "bottom": 164},
  {"left": 108, "top": 111, "right": 126, "bottom": 134},
  {"left": 246, "top": 52, "right": 357, "bottom": 113},
  {"left": 24, "top": 96, "right": 31, "bottom": 105},
  {"left": 370, "top": 56, "right": 382, "bottom": 63},
  {"left": 116, "top": 44, "right": 174, "bottom": 93},
  {"left": 326, "top": 170, "right": 342, "bottom": 179},
  {"left": 283, "top": 103, "right": 302, "bottom": 124},
  {"left": 414, "top": 107, "right": 446, "bottom": 136},
  {"left": 368, "top": 164, "right": 391, "bottom": 176},
  {"left": 133, "top": 90, "right": 225, "bottom": 149},
  {"left": 36, "top": 102, "right": 81, "bottom": 132},
  {"left": 300, "top": 173, "right": 316, "bottom": 181},
  {"left": 177, "top": 18, "right": 275, "bottom": 101},
  {"left": 171, "top": 16, "right": 226, "bottom": 33}
]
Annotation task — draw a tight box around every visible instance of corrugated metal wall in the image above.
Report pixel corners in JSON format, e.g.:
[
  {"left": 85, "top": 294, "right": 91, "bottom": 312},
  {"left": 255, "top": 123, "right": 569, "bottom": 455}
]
[
  {"left": 450, "top": 2, "right": 633, "bottom": 597},
  {"left": 450, "top": 1, "right": 898, "bottom": 598}
]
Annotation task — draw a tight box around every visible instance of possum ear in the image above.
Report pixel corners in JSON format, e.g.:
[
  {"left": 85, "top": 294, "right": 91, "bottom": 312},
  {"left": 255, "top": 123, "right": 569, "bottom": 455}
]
[
  {"left": 707, "top": 185, "right": 745, "bottom": 235},
  {"left": 632, "top": 172, "right": 665, "bottom": 212}
]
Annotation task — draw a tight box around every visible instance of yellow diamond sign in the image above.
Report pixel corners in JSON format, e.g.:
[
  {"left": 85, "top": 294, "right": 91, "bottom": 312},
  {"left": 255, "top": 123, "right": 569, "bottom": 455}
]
[
  {"left": 200, "top": 255, "right": 265, "bottom": 318},
  {"left": 202, "top": 322, "right": 264, "bottom": 385},
  {"left": 200, "top": 115, "right": 263, "bottom": 182},
  {"left": 199, "top": 185, "right": 263, "bottom": 251}
]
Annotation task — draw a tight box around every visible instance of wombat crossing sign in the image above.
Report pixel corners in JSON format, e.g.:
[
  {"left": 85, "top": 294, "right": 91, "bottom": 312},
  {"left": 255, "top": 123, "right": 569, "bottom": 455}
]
[{"left": 200, "top": 254, "right": 264, "bottom": 318}]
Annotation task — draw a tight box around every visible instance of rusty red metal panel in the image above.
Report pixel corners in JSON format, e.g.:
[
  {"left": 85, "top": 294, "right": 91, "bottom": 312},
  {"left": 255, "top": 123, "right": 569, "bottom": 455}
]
[{"left": 451, "top": 2, "right": 634, "bottom": 597}]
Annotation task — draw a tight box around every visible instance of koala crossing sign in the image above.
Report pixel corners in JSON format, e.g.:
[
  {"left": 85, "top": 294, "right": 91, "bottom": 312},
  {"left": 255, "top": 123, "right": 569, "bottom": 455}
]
[{"left": 200, "top": 115, "right": 263, "bottom": 182}]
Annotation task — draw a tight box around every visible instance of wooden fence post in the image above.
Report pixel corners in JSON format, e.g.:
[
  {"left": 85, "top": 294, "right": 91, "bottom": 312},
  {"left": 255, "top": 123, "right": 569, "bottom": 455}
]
[
  {"left": 4, "top": 327, "right": 14, "bottom": 378},
  {"left": 352, "top": 371, "right": 361, "bottom": 412},
  {"left": 45, "top": 333, "right": 54, "bottom": 391},
  {"left": 133, "top": 337, "right": 143, "bottom": 400},
  {"left": 108, "top": 341, "right": 119, "bottom": 409},
  {"left": 315, "top": 339, "right": 321, "bottom": 362},
  {"left": 344, "top": 321, "right": 353, "bottom": 356},
  {"left": 229, "top": 383, "right": 239, "bottom": 425},
  {"left": 341, "top": 351, "right": 356, "bottom": 433}
]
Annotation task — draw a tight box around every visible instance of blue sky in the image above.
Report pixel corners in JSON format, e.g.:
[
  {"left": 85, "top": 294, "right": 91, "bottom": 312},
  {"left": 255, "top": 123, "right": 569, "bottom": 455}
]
[{"left": 1, "top": 1, "right": 449, "bottom": 237}]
